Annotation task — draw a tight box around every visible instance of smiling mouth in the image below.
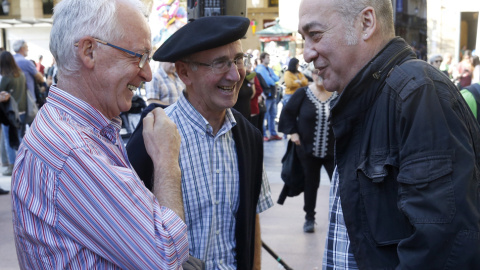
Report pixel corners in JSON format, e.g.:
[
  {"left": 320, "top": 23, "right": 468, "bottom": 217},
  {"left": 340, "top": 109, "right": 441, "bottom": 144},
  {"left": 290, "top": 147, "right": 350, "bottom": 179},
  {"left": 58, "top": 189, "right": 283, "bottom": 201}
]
[
  {"left": 127, "top": 84, "right": 137, "bottom": 92},
  {"left": 218, "top": 85, "right": 235, "bottom": 92}
]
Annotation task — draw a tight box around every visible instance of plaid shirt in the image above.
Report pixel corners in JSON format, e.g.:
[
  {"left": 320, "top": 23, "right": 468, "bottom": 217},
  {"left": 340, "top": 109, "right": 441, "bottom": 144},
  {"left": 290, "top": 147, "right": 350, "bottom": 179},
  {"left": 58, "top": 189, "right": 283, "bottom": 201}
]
[
  {"left": 165, "top": 93, "right": 274, "bottom": 269},
  {"left": 11, "top": 86, "right": 189, "bottom": 269},
  {"left": 145, "top": 65, "right": 185, "bottom": 105},
  {"left": 323, "top": 167, "right": 359, "bottom": 269}
]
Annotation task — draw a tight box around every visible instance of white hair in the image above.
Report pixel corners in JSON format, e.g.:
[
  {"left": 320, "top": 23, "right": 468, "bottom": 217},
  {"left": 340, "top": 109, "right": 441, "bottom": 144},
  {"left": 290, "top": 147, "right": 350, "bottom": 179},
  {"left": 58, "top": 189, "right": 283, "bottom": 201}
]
[
  {"left": 12, "top": 40, "right": 26, "bottom": 53},
  {"left": 50, "top": 0, "right": 147, "bottom": 77}
]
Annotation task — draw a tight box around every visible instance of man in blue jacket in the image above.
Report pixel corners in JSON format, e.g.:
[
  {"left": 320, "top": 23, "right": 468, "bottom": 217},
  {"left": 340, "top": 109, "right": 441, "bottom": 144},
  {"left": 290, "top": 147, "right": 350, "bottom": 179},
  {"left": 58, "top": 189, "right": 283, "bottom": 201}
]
[{"left": 255, "top": 52, "right": 282, "bottom": 141}]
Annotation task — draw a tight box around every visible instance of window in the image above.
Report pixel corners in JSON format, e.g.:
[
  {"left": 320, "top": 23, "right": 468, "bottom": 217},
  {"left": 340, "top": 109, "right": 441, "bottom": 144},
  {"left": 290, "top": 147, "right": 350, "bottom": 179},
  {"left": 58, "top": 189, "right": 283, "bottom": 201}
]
[{"left": 43, "top": 0, "right": 54, "bottom": 15}]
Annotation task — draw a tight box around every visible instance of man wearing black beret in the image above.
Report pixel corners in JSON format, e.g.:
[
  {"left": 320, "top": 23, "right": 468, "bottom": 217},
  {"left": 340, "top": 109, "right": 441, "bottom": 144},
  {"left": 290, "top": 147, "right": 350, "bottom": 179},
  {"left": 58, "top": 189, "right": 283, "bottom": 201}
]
[{"left": 126, "top": 16, "right": 273, "bottom": 269}]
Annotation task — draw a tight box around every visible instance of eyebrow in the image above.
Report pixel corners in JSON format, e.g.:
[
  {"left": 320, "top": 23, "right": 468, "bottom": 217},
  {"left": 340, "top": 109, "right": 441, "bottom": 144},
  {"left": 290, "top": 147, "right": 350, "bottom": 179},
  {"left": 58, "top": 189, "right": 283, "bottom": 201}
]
[
  {"left": 211, "top": 53, "right": 245, "bottom": 62},
  {"left": 300, "top": 21, "right": 328, "bottom": 33}
]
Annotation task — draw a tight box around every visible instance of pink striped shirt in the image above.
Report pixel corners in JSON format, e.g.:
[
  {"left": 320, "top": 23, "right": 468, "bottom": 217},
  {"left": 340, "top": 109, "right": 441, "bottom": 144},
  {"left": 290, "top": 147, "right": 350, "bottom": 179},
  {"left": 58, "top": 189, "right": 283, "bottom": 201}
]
[{"left": 11, "top": 86, "right": 189, "bottom": 269}]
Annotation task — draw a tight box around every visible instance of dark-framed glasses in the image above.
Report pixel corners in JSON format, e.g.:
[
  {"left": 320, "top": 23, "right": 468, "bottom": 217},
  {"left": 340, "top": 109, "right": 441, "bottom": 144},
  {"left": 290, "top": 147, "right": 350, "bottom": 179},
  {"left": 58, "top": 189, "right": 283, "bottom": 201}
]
[
  {"left": 74, "top": 38, "right": 151, "bottom": 69},
  {"left": 183, "top": 54, "right": 250, "bottom": 74}
]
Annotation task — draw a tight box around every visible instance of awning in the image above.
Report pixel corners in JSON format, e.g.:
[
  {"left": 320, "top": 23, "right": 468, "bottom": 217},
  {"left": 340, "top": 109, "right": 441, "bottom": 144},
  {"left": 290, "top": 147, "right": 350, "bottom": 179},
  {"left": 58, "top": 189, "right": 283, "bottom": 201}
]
[
  {"left": 255, "top": 23, "right": 295, "bottom": 37},
  {"left": 0, "top": 18, "right": 53, "bottom": 28},
  {"left": 259, "top": 36, "right": 295, "bottom": 42}
]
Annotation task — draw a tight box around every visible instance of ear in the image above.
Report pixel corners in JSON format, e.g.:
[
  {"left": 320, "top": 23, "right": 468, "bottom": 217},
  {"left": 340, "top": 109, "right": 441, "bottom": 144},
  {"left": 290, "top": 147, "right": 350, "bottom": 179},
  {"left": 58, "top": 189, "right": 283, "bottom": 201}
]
[
  {"left": 360, "top": 7, "right": 376, "bottom": 40},
  {"left": 175, "top": 60, "right": 193, "bottom": 86},
  {"left": 75, "top": 37, "right": 97, "bottom": 69}
]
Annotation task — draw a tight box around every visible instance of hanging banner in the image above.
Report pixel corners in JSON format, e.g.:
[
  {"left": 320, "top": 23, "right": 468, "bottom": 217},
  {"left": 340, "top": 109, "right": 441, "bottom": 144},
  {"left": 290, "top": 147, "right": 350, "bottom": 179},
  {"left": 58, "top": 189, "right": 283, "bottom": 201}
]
[{"left": 396, "top": 0, "right": 403, "bottom": 13}]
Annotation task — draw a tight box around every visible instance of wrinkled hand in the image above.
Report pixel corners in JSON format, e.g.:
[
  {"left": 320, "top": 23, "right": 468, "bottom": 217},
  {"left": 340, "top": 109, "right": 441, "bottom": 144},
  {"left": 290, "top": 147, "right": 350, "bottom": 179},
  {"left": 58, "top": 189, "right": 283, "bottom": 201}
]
[
  {"left": 290, "top": 133, "right": 301, "bottom": 146},
  {"left": 143, "top": 108, "right": 184, "bottom": 220},
  {"left": 142, "top": 108, "right": 181, "bottom": 172}
]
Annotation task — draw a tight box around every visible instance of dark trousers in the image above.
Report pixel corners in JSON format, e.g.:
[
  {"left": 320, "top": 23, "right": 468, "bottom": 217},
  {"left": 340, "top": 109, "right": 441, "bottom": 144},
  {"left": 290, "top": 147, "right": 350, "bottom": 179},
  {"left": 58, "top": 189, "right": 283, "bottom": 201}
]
[
  {"left": 296, "top": 145, "right": 335, "bottom": 221},
  {"left": 249, "top": 113, "right": 265, "bottom": 134}
]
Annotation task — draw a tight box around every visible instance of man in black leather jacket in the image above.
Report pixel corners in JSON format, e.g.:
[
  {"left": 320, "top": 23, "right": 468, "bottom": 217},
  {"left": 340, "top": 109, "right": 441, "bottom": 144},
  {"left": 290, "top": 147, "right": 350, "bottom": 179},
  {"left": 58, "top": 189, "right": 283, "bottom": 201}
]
[{"left": 299, "top": 0, "right": 480, "bottom": 269}]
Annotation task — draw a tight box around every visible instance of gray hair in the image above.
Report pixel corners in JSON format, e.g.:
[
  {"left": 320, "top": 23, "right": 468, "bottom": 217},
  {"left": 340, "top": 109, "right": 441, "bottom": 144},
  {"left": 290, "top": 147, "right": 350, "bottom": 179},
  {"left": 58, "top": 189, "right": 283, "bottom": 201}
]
[
  {"left": 429, "top": 54, "right": 443, "bottom": 64},
  {"left": 12, "top": 40, "right": 26, "bottom": 53},
  {"left": 334, "top": 0, "right": 395, "bottom": 45},
  {"left": 50, "top": 0, "right": 147, "bottom": 77}
]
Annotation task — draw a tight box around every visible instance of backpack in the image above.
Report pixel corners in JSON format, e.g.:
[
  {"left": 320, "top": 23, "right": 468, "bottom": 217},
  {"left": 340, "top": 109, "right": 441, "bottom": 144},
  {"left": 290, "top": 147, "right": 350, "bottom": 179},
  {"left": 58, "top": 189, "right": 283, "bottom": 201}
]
[{"left": 464, "top": 83, "right": 480, "bottom": 125}]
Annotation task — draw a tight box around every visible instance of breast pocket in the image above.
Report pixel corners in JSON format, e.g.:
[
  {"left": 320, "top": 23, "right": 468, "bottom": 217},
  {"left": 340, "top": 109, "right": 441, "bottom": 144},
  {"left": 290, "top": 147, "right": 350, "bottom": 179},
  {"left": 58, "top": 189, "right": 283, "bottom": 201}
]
[
  {"left": 396, "top": 152, "right": 455, "bottom": 224},
  {"left": 357, "top": 154, "right": 413, "bottom": 246}
]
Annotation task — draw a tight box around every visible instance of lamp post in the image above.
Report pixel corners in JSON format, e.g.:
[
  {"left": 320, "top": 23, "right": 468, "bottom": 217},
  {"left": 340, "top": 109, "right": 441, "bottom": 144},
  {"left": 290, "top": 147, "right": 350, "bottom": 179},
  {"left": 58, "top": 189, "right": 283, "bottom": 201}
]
[{"left": 2, "top": 0, "right": 10, "bottom": 15}]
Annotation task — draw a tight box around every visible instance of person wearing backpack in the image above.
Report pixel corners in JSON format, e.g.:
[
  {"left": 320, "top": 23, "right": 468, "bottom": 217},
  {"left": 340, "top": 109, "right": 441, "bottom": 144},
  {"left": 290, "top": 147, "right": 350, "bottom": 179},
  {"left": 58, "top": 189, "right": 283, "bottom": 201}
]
[{"left": 461, "top": 82, "right": 480, "bottom": 124}]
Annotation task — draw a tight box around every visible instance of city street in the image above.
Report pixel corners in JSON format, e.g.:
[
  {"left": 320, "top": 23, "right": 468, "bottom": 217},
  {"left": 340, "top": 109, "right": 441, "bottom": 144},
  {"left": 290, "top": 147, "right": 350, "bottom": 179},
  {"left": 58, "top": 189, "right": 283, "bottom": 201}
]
[{"left": 0, "top": 138, "right": 331, "bottom": 270}]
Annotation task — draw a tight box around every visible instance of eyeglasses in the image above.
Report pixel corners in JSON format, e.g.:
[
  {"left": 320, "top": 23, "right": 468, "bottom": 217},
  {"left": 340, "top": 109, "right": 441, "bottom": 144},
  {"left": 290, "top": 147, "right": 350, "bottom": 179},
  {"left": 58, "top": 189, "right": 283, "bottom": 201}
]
[
  {"left": 183, "top": 54, "right": 250, "bottom": 74},
  {"left": 435, "top": 59, "right": 443, "bottom": 63},
  {"left": 74, "top": 38, "right": 151, "bottom": 69}
]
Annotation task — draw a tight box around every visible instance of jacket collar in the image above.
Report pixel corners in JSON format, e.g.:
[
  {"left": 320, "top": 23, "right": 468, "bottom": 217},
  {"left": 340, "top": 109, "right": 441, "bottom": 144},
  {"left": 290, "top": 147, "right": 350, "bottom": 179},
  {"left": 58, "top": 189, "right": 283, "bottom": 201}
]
[{"left": 330, "top": 37, "right": 416, "bottom": 124}]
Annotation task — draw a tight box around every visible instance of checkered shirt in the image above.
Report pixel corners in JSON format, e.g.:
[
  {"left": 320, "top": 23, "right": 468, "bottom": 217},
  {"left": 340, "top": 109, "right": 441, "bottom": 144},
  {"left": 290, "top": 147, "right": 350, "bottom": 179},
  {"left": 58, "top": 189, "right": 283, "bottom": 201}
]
[
  {"left": 165, "top": 93, "right": 274, "bottom": 269},
  {"left": 323, "top": 167, "right": 359, "bottom": 269}
]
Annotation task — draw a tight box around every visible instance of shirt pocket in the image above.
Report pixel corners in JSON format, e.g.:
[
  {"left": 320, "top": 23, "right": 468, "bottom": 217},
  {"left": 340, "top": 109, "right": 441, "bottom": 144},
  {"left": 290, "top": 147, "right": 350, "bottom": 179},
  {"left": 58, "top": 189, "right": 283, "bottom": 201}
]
[
  {"left": 357, "top": 153, "right": 413, "bottom": 246},
  {"left": 396, "top": 152, "right": 456, "bottom": 224}
]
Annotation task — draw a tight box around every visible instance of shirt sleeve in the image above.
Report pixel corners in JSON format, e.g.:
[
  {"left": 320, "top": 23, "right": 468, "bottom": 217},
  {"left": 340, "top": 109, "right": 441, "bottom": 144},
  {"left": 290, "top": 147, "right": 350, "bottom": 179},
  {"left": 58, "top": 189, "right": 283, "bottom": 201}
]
[
  {"left": 256, "top": 164, "right": 274, "bottom": 213},
  {"left": 26, "top": 60, "right": 39, "bottom": 77},
  {"left": 395, "top": 81, "right": 480, "bottom": 268},
  {"left": 145, "top": 71, "right": 161, "bottom": 100},
  {"left": 284, "top": 71, "right": 297, "bottom": 89},
  {"left": 278, "top": 89, "right": 305, "bottom": 135},
  {"left": 57, "top": 148, "right": 189, "bottom": 269}
]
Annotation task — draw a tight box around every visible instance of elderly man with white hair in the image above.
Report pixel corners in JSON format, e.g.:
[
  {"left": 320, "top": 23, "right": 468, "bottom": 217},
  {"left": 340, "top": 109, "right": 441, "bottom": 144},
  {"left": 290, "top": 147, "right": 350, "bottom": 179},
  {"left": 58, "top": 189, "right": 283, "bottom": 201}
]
[{"left": 10, "top": 0, "right": 190, "bottom": 269}]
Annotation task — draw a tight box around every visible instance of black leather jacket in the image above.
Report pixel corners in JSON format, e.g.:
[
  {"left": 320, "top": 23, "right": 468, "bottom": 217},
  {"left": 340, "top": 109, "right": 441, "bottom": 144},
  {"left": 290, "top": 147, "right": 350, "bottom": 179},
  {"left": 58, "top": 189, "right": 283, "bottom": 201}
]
[{"left": 331, "top": 37, "right": 480, "bottom": 269}]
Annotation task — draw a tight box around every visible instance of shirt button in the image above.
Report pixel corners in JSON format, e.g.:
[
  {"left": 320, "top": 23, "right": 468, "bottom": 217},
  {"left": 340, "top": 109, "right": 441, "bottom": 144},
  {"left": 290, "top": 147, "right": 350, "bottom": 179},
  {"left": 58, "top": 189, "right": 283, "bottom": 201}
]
[
  {"left": 219, "top": 260, "right": 223, "bottom": 265},
  {"left": 216, "top": 169, "right": 220, "bottom": 173},
  {"left": 215, "top": 200, "right": 220, "bottom": 205},
  {"left": 216, "top": 230, "right": 220, "bottom": 235}
]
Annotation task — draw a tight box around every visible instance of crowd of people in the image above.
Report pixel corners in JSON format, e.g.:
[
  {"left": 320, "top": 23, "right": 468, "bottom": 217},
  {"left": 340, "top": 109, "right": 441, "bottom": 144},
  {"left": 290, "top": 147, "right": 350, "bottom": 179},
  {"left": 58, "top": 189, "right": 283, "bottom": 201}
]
[
  {"left": 1, "top": 0, "right": 480, "bottom": 269},
  {"left": 0, "top": 40, "right": 53, "bottom": 195}
]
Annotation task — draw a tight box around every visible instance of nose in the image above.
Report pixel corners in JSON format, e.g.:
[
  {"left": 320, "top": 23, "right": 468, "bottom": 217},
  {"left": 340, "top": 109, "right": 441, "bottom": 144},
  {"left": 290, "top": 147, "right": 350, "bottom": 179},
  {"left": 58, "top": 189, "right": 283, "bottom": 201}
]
[
  {"left": 225, "top": 62, "right": 241, "bottom": 82},
  {"left": 302, "top": 40, "right": 317, "bottom": 64},
  {"left": 140, "top": 61, "right": 153, "bottom": 82}
]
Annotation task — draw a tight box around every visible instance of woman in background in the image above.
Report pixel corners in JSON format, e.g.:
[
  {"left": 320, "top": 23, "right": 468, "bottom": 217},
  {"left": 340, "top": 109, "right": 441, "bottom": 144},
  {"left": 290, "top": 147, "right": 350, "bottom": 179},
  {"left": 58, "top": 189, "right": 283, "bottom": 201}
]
[
  {"left": 283, "top": 57, "right": 308, "bottom": 105},
  {"left": 0, "top": 51, "right": 27, "bottom": 176},
  {"left": 279, "top": 68, "right": 337, "bottom": 233}
]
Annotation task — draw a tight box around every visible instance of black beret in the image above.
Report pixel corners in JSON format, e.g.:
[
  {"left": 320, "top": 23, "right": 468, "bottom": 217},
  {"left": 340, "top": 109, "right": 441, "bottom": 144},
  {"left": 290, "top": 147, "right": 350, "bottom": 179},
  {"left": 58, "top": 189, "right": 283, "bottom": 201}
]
[{"left": 153, "top": 16, "right": 250, "bottom": 62}]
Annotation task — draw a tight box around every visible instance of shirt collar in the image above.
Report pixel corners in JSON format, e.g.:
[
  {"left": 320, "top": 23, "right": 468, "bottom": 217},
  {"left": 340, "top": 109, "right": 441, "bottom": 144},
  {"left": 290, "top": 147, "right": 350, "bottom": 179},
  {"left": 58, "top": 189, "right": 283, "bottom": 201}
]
[
  {"left": 176, "top": 92, "right": 237, "bottom": 137},
  {"left": 47, "top": 86, "right": 122, "bottom": 143}
]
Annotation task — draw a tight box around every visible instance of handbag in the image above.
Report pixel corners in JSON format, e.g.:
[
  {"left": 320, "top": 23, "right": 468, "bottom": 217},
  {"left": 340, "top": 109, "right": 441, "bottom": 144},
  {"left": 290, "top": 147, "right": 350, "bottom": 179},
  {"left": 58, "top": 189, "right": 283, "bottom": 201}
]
[
  {"left": 278, "top": 140, "right": 305, "bottom": 204},
  {"left": 25, "top": 89, "right": 38, "bottom": 125}
]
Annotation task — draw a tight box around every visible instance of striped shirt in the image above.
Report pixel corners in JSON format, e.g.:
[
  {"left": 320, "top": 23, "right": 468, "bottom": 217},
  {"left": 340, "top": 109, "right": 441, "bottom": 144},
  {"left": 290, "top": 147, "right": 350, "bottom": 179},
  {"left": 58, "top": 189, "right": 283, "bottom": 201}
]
[
  {"left": 323, "top": 167, "right": 359, "bottom": 269},
  {"left": 165, "top": 93, "right": 274, "bottom": 269},
  {"left": 11, "top": 86, "right": 189, "bottom": 269},
  {"left": 145, "top": 65, "right": 185, "bottom": 105}
]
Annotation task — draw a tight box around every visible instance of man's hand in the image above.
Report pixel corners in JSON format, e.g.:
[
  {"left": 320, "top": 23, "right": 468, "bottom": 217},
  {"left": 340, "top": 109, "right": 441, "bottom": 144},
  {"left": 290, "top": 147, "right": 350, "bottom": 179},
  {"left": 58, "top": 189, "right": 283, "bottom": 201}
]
[
  {"left": 143, "top": 108, "right": 185, "bottom": 221},
  {"left": 0, "top": 91, "right": 11, "bottom": 103}
]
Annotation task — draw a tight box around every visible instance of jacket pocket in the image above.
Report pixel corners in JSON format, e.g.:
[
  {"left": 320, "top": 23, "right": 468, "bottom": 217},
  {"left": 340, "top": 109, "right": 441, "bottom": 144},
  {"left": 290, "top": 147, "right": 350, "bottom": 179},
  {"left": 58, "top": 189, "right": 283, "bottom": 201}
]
[
  {"left": 357, "top": 154, "right": 413, "bottom": 246},
  {"left": 396, "top": 153, "right": 455, "bottom": 224}
]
